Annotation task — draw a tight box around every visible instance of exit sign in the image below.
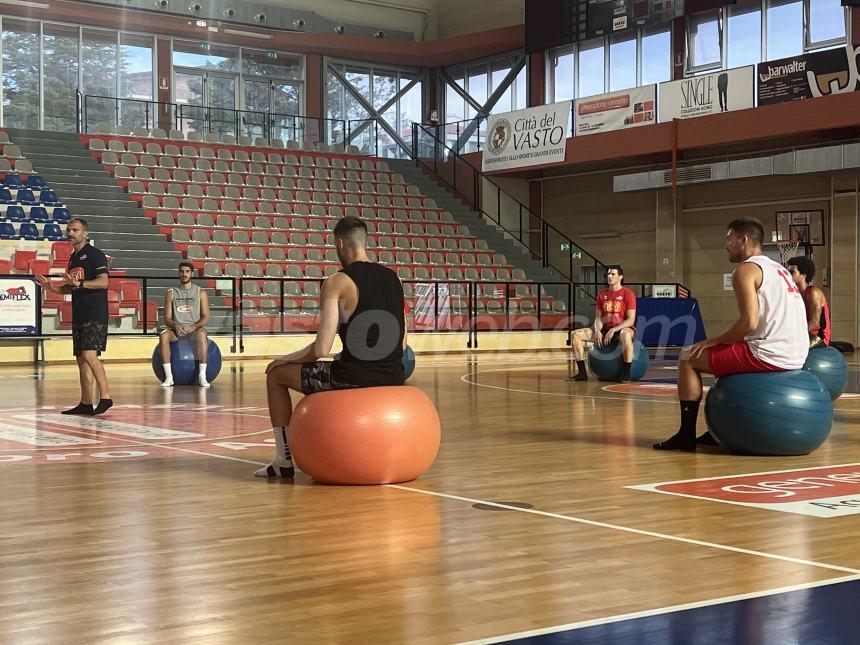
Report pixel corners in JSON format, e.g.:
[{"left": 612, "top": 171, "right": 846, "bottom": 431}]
[{"left": 266, "top": 51, "right": 278, "bottom": 60}]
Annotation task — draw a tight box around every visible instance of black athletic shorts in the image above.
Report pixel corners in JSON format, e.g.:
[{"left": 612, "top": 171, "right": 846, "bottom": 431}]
[
  {"left": 72, "top": 320, "right": 108, "bottom": 356},
  {"left": 300, "top": 361, "right": 361, "bottom": 395}
]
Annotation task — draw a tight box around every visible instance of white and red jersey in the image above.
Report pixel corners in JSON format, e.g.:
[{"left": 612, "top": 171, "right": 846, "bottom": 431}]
[{"left": 743, "top": 255, "right": 809, "bottom": 369}]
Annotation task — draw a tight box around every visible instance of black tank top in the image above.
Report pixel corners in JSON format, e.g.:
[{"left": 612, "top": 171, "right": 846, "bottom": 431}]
[{"left": 330, "top": 261, "right": 405, "bottom": 387}]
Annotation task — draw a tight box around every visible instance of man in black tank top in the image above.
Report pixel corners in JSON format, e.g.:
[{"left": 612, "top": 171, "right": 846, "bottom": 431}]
[{"left": 256, "top": 215, "right": 407, "bottom": 478}]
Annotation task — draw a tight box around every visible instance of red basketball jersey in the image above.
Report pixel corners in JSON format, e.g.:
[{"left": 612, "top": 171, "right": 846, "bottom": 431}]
[{"left": 596, "top": 287, "right": 637, "bottom": 328}]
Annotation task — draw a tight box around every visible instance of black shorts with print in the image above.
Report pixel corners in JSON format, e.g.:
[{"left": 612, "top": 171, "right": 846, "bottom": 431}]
[
  {"left": 72, "top": 321, "right": 108, "bottom": 356},
  {"left": 300, "top": 361, "right": 361, "bottom": 395}
]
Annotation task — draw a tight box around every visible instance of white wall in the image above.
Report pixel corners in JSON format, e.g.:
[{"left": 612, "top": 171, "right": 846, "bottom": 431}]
[{"left": 433, "top": 0, "right": 524, "bottom": 39}]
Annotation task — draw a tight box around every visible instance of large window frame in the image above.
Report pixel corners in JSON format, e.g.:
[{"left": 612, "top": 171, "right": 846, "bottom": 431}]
[
  {"left": 443, "top": 51, "right": 528, "bottom": 124},
  {"left": 694, "top": 0, "right": 848, "bottom": 74},
  {"left": 0, "top": 16, "right": 157, "bottom": 130},
  {"left": 545, "top": 26, "right": 672, "bottom": 103}
]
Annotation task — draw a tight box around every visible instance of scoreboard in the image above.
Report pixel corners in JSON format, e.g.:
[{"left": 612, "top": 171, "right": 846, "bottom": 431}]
[{"left": 526, "top": 0, "right": 685, "bottom": 53}]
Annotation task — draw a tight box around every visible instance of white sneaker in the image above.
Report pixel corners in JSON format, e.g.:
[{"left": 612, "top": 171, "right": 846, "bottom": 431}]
[
  {"left": 198, "top": 379, "right": 210, "bottom": 388},
  {"left": 254, "top": 461, "right": 294, "bottom": 478},
  {"left": 161, "top": 379, "right": 174, "bottom": 388}
]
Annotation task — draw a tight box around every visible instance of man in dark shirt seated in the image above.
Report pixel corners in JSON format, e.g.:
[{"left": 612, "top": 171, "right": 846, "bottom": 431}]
[{"left": 256, "top": 215, "right": 407, "bottom": 478}]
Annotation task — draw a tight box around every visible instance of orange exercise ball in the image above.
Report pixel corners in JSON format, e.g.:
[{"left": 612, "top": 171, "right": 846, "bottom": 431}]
[{"left": 290, "top": 386, "right": 441, "bottom": 485}]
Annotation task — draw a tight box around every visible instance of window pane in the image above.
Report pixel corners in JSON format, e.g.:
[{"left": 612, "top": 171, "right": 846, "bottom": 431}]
[
  {"left": 118, "top": 33, "right": 153, "bottom": 130},
  {"left": 515, "top": 65, "right": 527, "bottom": 109},
  {"left": 2, "top": 19, "right": 40, "bottom": 130},
  {"left": 490, "top": 63, "right": 513, "bottom": 114},
  {"left": 609, "top": 35, "right": 636, "bottom": 91},
  {"left": 549, "top": 47, "right": 575, "bottom": 101},
  {"left": 727, "top": 6, "right": 761, "bottom": 68},
  {"left": 689, "top": 11, "right": 721, "bottom": 69},
  {"left": 43, "top": 23, "right": 79, "bottom": 132},
  {"left": 641, "top": 28, "right": 671, "bottom": 85},
  {"left": 466, "top": 65, "right": 487, "bottom": 119},
  {"left": 241, "top": 48, "right": 302, "bottom": 80},
  {"left": 399, "top": 76, "right": 422, "bottom": 156},
  {"left": 808, "top": 0, "right": 845, "bottom": 44},
  {"left": 578, "top": 40, "right": 605, "bottom": 97},
  {"left": 446, "top": 79, "right": 464, "bottom": 123},
  {"left": 325, "top": 68, "right": 346, "bottom": 145},
  {"left": 82, "top": 28, "right": 118, "bottom": 127},
  {"left": 173, "top": 40, "right": 238, "bottom": 72},
  {"left": 767, "top": 0, "right": 803, "bottom": 59},
  {"left": 373, "top": 71, "right": 398, "bottom": 111}
]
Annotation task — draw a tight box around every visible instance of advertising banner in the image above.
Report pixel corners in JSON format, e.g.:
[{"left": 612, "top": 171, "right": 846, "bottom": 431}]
[
  {"left": 574, "top": 85, "right": 657, "bottom": 136},
  {"left": 658, "top": 66, "right": 755, "bottom": 122},
  {"left": 482, "top": 101, "right": 571, "bottom": 172},
  {"left": 0, "top": 277, "right": 39, "bottom": 336},
  {"left": 758, "top": 45, "right": 860, "bottom": 106}
]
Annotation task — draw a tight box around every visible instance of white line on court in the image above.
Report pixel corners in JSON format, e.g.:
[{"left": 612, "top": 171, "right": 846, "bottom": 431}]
[
  {"left": 459, "top": 367, "right": 677, "bottom": 404},
  {"left": 453, "top": 573, "right": 860, "bottom": 645},
  {"left": 387, "top": 484, "right": 860, "bottom": 575}
]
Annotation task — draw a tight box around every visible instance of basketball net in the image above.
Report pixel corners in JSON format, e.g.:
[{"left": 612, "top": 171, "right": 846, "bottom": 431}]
[{"left": 777, "top": 239, "right": 801, "bottom": 267}]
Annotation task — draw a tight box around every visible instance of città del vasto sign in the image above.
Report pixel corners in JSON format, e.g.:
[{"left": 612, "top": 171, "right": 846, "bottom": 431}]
[{"left": 482, "top": 101, "right": 571, "bottom": 172}]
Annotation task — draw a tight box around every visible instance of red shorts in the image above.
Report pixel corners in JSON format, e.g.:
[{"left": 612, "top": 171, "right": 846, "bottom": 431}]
[{"left": 707, "top": 342, "right": 785, "bottom": 378}]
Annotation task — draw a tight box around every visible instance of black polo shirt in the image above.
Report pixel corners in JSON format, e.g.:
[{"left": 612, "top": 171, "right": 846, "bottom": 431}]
[{"left": 67, "top": 243, "right": 109, "bottom": 324}]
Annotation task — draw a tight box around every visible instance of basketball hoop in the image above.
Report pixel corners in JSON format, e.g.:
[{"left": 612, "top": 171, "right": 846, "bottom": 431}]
[{"left": 777, "top": 239, "right": 801, "bottom": 267}]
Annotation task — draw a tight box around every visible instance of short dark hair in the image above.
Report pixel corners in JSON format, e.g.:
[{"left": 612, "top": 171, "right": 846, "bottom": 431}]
[
  {"left": 727, "top": 218, "right": 764, "bottom": 245},
  {"left": 178, "top": 261, "right": 195, "bottom": 272},
  {"left": 788, "top": 256, "right": 815, "bottom": 282},
  {"left": 606, "top": 264, "right": 624, "bottom": 276},
  {"left": 333, "top": 215, "right": 368, "bottom": 248},
  {"left": 69, "top": 216, "right": 89, "bottom": 230}
]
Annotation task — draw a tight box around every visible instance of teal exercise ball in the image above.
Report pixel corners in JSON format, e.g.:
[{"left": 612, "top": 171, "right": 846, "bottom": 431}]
[
  {"left": 587, "top": 339, "right": 648, "bottom": 381},
  {"left": 403, "top": 345, "right": 416, "bottom": 380},
  {"left": 803, "top": 345, "right": 848, "bottom": 400},
  {"left": 704, "top": 370, "right": 833, "bottom": 456}
]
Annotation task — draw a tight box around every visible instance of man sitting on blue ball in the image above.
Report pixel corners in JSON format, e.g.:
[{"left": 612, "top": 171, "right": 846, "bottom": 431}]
[
  {"left": 787, "top": 256, "right": 831, "bottom": 348},
  {"left": 570, "top": 265, "right": 637, "bottom": 382},
  {"left": 654, "top": 218, "right": 809, "bottom": 451},
  {"left": 159, "top": 261, "right": 211, "bottom": 388},
  {"left": 258, "top": 215, "right": 408, "bottom": 478}
]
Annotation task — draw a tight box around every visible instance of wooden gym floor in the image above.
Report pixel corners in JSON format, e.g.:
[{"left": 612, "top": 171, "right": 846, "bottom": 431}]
[{"left": 1, "top": 351, "right": 859, "bottom": 644}]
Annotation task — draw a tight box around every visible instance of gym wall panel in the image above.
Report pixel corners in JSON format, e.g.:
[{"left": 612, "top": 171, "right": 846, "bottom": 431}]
[{"left": 435, "top": 0, "right": 525, "bottom": 40}]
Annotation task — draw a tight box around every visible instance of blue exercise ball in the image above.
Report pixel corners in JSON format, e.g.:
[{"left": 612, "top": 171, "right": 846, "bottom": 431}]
[
  {"left": 587, "top": 339, "right": 649, "bottom": 381},
  {"left": 152, "top": 338, "right": 222, "bottom": 385},
  {"left": 803, "top": 345, "right": 848, "bottom": 401},
  {"left": 403, "top": 345, "right": 416, "bottom": 380},
  {"left": 704, "top": 370, "right": 833, "bottom": 456}
]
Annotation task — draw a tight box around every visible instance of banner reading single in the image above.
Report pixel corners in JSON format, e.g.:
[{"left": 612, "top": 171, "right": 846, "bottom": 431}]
[{"left": 658, "top": 66, "right": 755, "bottom": 122}]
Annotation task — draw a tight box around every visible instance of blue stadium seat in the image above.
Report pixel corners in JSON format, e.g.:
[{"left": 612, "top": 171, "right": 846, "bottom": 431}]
[
  {"left": 29, "top": 206, "right": 49, "bottom": 222},
  {"left": 51, "top": 207, "right": 71, "bottom": 223},
  {"left": 26, "top": 175, "right": 46, "bottom": 188},
  {"left": 3, "top": 173, "right": 22, "bottom": 187},
  {"left": 5, "top": 205, "right": 25, "bottom": 221},
  {"left": 15, "top": 188, "right": 35, "bottom": 204},
  {"left": 0, "top": 222, "right": 15, "bottom": 239},
  {"left": 42, "top": 223, "right": 64, "bottom": 240},
  {"left": 37, "top": 189, "right": 59, "bottom": 205},
  {"left": 0, "top": 188, "right": 12, "bottom": 203},
  {"left": 19, "top": 222, "right": 40, "bottom": 240}
]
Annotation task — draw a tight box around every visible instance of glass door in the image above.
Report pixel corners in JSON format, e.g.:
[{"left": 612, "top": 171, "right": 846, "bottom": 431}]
[{"left": 174, "top": 69, "right": 237, "bottom": 136}]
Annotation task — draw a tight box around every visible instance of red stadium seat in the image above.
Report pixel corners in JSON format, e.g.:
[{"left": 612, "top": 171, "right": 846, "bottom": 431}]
[
  {"left": 13, "top": 250, "right": 37, "bottom": 272},
  {"left": 27, "top": 258, "right": 51, "bottom": 275}
]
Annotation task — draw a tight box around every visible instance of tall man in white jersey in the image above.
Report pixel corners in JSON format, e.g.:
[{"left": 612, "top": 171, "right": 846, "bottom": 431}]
[{"left": 654, "top": 218, "right": 809, "bottom": 451}]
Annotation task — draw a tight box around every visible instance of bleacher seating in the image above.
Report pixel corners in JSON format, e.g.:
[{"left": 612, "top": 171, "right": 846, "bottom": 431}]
[{"left": 83, "top": 129, "right": 569, "bottom": 332}]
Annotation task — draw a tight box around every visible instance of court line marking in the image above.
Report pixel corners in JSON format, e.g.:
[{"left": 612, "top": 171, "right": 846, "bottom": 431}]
[
  {"left": 453, "top": 573, "right": 860, "bottom": 645},
  {"left": 459, "top": 368, "right": 678, "bottom": 404},
  {"left": 387, "top": 484, "right": 860, "bottom": 575}
]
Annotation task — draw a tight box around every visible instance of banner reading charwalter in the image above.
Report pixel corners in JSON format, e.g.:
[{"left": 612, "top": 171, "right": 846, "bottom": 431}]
[
  {"left": 0, "top": 277, "right": 39, "bottom": 336},
  {"left": 758, "top": 45, "right": 860, "bottom": 106},
  {"left": 575, "top": 86, "right": 656, "bottom": 136},
  {"left": 658, "top": 66, "right": 755, "bottom": 122},
  {"left": 482, "top": 101, "right": 571, "bottom": 172}
]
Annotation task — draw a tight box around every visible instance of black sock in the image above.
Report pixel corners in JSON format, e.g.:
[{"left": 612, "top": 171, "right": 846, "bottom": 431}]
[
  {"left": 92, "top": 398, "right": 113, "bottom": 416},
  {"left": 62, "top": 403, "right": 94, "bottom": 415},
  {"left": 572, "top": 360, "right": 588, "bottom": 380},
  {"left": 653, "top": 400, "right": 700, "bottom": 451},
  {"left": 620, "top": 361, "right": 632, "bottom": 381}
]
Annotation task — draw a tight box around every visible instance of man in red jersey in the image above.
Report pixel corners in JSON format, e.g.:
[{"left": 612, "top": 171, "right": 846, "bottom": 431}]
[
  {"left": 787, "top": 256, "right": 830, "bottom": 348},
  {"left": 570, "top": 265, "right": 637, "bottom": 382}
]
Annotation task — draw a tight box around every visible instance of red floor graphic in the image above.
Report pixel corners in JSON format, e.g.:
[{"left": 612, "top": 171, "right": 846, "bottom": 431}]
[{"left": 0, "top": 404, "right": 273, "bottom": 465}]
